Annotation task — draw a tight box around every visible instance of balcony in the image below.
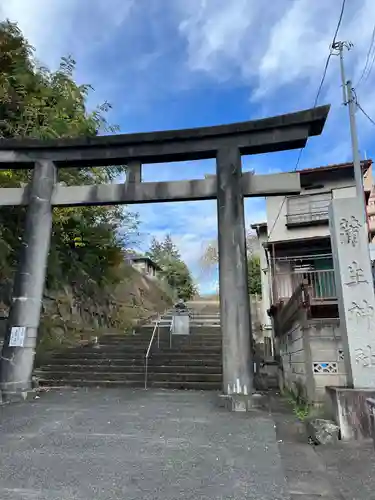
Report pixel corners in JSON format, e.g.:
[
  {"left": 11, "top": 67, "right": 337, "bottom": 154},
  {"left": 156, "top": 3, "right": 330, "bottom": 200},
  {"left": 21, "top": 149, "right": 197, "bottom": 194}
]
[
  {"left": 286, "top": 192, "right": 332, "bottom": 227},
  {"left": 272, "top": 269, "right": 337, "bottom": 305}
]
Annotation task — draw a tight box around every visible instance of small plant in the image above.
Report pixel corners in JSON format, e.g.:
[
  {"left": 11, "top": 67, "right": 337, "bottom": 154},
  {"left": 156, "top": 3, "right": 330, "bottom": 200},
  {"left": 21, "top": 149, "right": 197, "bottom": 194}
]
[
  {"left": 283, "top": 382, "right": 311, "bottom": 421},
  {"left": 293, "top": 402, "right": 310, "bottom": 421}
]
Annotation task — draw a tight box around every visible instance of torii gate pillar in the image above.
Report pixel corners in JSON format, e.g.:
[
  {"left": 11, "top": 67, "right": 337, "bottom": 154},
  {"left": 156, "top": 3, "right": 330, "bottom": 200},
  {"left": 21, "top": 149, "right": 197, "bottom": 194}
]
[
  {"left": 0, "top": 160, "right": 55, "bottom": 399},
  {"left": 217, "top": 147, "right": 253, "bottom": 397}
]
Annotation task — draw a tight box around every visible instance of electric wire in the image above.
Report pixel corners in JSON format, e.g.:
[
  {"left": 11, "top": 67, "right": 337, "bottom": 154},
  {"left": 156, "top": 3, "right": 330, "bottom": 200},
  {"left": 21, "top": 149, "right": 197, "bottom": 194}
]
[{"left": 267, "top": 0, "right": 346, "bottom": 242}]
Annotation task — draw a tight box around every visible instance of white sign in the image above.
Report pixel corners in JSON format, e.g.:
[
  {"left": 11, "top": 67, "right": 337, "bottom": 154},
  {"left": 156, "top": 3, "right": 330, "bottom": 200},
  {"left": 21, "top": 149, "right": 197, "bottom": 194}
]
[{"left": 9, "top": 326, "right": 26, "bottom": 347}]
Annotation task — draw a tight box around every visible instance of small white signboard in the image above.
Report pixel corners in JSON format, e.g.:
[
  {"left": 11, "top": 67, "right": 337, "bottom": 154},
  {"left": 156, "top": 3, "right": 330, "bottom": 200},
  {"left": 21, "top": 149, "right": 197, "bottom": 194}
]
[{"left": 9, "top": 326, "right": 26, "bottom": 347}]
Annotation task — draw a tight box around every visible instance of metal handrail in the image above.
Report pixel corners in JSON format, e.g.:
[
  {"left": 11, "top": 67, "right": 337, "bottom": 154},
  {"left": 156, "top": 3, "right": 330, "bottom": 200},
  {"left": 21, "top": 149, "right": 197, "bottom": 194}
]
[
  {"left": 272, "top": 269, "right": 336, "bottom": 303},
  {"left": 144, "top": 316, "right": 161, "bottom": 390},
  {"left": 169, "top": 315, "right": 174, "bottom": 349}
]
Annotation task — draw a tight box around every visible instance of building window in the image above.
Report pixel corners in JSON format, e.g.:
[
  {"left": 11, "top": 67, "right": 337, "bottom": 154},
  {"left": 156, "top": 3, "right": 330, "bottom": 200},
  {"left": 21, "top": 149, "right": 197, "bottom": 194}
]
[{"left": 286, "top": 192, "right": 332, "bottom": 227}]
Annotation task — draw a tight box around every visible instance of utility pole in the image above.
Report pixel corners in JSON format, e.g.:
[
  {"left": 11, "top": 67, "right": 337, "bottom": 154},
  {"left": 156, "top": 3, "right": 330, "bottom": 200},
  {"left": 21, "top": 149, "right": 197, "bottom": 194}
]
[{"left": 332, "top": 41, "right": 368, "bottom": 225}]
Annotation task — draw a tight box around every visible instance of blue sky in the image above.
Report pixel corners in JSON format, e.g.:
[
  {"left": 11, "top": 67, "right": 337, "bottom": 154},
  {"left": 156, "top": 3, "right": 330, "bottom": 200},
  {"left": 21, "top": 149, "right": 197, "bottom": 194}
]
[{"left": 2, "top": 0, "right": 375, "bottom": 293}]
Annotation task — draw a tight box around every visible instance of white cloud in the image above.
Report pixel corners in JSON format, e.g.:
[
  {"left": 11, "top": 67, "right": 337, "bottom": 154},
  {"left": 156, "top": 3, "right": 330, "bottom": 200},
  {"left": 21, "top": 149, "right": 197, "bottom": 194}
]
[
  {"left": 178, "top": 0, "right": 257, "bottom": 80},
  {"left": 177, "top": 0, "right": 375, "bottom": 99},
  {"left": 254, "top": 1, "right": 335, "bottom": 99},
  {"left": 0, "top": 0, "right": 135, "bottom": 70},
  {"left": 1, "top": 0, "right": 76, "bottom": 68}
]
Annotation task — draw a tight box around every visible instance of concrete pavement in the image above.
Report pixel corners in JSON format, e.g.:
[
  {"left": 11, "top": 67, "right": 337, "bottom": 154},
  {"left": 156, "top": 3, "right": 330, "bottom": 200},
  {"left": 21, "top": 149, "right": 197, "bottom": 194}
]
[
  {"left": 1, "top": 388, "right": 373, "bottom": 499},
  {"left": 0, "top": 388, "right": 289, "bottom": 500}
]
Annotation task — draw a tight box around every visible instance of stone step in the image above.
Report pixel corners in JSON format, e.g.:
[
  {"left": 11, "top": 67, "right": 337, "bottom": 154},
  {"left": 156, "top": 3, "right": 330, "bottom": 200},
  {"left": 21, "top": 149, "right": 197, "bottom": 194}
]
[
  {"left": 99, "top": 334, "right": 222, "bottom": 342},
  {"left": 37, "top": 379, "right": 222, "bottom": 390},
  {"left": 54, "top": 347, "right": 223, "bottom": 356},
  {"left": 152, "top": 320, "right": 221, "bottom": 324},
  {"left": 37, "top": 364, "right": 223, "bottom": 373},
  {"left": 93, "top": 346, "right": 222, "bottom": 353},
  {"left": 146, "top": 318, "right": 220, "bottom": 322},
  {"left": 153, "top": 313, "right": 220, "bottom": 317},
  {"left": 49, "top": 356, "right": 222, "bottom": 370},
  {"left": 35, "top": 371, "right": 223, "bottom": 383},
  {"left": 150, "top": 325, "right": 222, "bottom": 329},
  {"left": 49, "top": 349, "right": 222, "bottom": 357},
  {"left": 140, "top": 325, "right": 221, "bottom": 331},
  {"left": 37, "top": 313, "right": 225, "bottom": 391},
  {"left": 96, "top": 338, "right": 223, "bottom": 346},
  {"left": 115, "top": 329, "right": 222, "bottom": 335}
]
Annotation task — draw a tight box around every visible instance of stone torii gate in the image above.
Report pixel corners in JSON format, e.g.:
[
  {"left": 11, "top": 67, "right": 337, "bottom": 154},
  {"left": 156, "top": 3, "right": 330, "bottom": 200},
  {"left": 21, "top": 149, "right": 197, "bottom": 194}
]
[{"left": 0, "top": 105, "right": 329, "bottom": 400}]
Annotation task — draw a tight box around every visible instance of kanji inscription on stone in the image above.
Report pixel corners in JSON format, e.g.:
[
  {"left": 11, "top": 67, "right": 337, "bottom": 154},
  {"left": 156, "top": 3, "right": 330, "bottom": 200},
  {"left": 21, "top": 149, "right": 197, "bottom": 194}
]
[
  {"left": 344, "top": 261, "right": 369, "bottom": 287},
  {"left": 340, "top": 215, "right": 361, "bottom": 247},
  {"left": 330, "top": 197, "right": 375, "bottom": 387},
  {"left": 348, "top": 299, "right": 375, "bottom": 330},
  {"left": 355, "top": 345, "right": 375, "bottom": 367}
]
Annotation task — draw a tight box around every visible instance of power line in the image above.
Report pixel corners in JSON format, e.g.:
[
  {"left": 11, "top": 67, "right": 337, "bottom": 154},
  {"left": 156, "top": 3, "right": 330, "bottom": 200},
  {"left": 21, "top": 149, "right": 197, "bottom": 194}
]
[
  {"left": 267, "top": 0, "right": 346, "bottom": 242},
  {"left": 356, "top": 100, "right": 375, "bottom": 127},
  {"left": 363, "top": 45, "right": 375, "bottom": 85},
  {"left": 314, "top": 53, "right": 334, "bottom": 107},
  {"left": 266, "top": 149, "right": 304, "bottom": 242},
  {"left": 356, "top": 24, "right": 375, "bottom": 87},
  {"left": 267, "top": 50, "right": 333, "bottom": 240},
  {"left": 352, "top": 87, "right": 375, "bottom": 126},
  {"left": 331, "top": 0, "right": 346, "bottom": 46}
]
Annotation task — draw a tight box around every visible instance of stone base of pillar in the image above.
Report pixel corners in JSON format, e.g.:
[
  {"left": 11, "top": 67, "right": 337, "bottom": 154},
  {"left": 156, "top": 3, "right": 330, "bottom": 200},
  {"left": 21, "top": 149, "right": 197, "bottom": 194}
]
[
  {"left": 218, "top": 392, "right": 266, "bottom": 412},
  {"left": 0, "top": 390, "right": 29, "bottom": 406}
]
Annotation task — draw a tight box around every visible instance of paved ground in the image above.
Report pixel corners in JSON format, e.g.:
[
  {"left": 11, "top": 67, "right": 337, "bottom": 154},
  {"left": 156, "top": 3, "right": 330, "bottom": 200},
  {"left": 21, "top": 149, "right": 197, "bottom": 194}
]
[
  {"left": 316, "top": 439, "right": 375, "bottom": 500},
  {"left": 2, "top": 388, "right": 375, "bottom": 499},
  {"left": 272, "top": 402, "right": 343, "bottom": 500},
  {"left": 0, "top": 388, "right": 290, "bottom": 500},
  {"left": 270, "top": 394, "right": 375, "bottom": 500}
]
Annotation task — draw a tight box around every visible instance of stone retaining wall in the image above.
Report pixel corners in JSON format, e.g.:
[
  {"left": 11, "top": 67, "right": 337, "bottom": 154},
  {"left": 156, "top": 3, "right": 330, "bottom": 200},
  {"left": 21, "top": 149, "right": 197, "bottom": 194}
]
[{"left": 0, "top": 265, "right": 173, "bottom": 359}]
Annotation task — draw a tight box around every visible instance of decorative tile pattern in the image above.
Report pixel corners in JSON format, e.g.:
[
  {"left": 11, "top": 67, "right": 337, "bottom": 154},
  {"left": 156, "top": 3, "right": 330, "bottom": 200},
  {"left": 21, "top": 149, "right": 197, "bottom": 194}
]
[
  {"left": 313, "top": 362, "right": 338, "bottom": 374},
  {"left": 338, "top": 349, "right": 344, "bottom": 361}
]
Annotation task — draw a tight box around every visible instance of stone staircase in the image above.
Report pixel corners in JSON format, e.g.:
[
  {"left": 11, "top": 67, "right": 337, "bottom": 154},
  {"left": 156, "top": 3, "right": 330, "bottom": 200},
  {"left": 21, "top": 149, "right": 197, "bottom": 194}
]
[{"left": 35, "top": 302, "right": 223, "bottom": 390}]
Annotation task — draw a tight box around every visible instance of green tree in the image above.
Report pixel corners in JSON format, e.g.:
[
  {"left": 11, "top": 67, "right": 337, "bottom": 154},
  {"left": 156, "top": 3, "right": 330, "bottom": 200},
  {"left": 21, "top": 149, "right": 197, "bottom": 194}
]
[
  {"left": 162, "top": 260, "right": 196, "bottom": 301},
  {"left": 0, "top": 20, "right": 139, "bottom": 290},
  {"left": 247, "top": 255, "right": 262, "bottom": 296},
  {"left": 146, "top": 237, "right": 164, "bottom": 264},
  {"left": 162, "top": 234, "right": 181, "bottom": 261},
  {"left": 146, "top": 235, "right": 196, "bottom": 300}
]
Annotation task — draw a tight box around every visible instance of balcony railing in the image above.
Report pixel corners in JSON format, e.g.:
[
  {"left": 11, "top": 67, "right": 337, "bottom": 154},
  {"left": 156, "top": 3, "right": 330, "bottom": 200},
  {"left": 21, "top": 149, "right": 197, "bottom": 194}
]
[
  {"left": 272, "top": 269, "right": 337, "bottom": 304},
  {"left": 286, "top": 209, "right": 329, "bottom": 226},
  {"left": 286, "top": 192, "right": 332, "bottom": 227}
]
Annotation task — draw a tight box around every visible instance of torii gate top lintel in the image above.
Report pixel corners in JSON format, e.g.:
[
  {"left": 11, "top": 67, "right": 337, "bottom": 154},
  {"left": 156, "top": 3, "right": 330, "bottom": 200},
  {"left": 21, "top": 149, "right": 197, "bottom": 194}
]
[{"left": 0, "top": 105, "right": 330, "bottom": 167}]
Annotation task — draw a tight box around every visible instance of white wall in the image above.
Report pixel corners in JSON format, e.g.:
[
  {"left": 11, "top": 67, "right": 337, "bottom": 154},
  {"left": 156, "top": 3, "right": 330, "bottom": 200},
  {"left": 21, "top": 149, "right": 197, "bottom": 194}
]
[
  {"left": 256, "top": 229, "right": 272, "bottom": 331},
  {"left": 266, "top": 177, "right": 356, "bottom": 243},
  {"left": 332, "top": 186, "right": 356, "bottom": 199}
]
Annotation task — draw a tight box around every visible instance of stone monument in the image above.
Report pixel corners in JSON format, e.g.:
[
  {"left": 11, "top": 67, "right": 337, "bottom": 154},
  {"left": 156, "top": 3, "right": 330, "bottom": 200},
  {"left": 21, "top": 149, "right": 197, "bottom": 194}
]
[{"left": 328, "top": 196, "right": 375, "bottom": 439}]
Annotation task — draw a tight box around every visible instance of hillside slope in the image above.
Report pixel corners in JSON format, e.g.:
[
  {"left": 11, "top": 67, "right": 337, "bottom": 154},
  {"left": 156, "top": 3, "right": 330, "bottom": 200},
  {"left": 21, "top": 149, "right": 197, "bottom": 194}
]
[{"left": 0, "top": 264, "right": 173, "bottom": 363}]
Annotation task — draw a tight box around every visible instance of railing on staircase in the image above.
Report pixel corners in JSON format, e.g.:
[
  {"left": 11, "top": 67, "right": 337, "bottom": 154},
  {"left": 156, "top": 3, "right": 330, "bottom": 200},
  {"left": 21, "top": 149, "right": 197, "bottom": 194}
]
[
  {"left": 169, "top": 315, "right": 174, "bottom": 349},
  {"left": 144, "top": 316, "right": 161, "bottom": 390},
  {"left": 144, "top": 311, "right": 174, "bottom": 390}
]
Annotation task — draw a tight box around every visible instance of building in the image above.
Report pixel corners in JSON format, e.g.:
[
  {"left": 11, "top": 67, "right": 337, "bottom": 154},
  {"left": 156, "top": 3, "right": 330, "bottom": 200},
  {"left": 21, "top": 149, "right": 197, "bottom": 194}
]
[
  {"left": 252, "top": 159, "right": 373, "bottom": 402},
  {"left": 126, "top": 254, "right": 162, "bottom": 280}
]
